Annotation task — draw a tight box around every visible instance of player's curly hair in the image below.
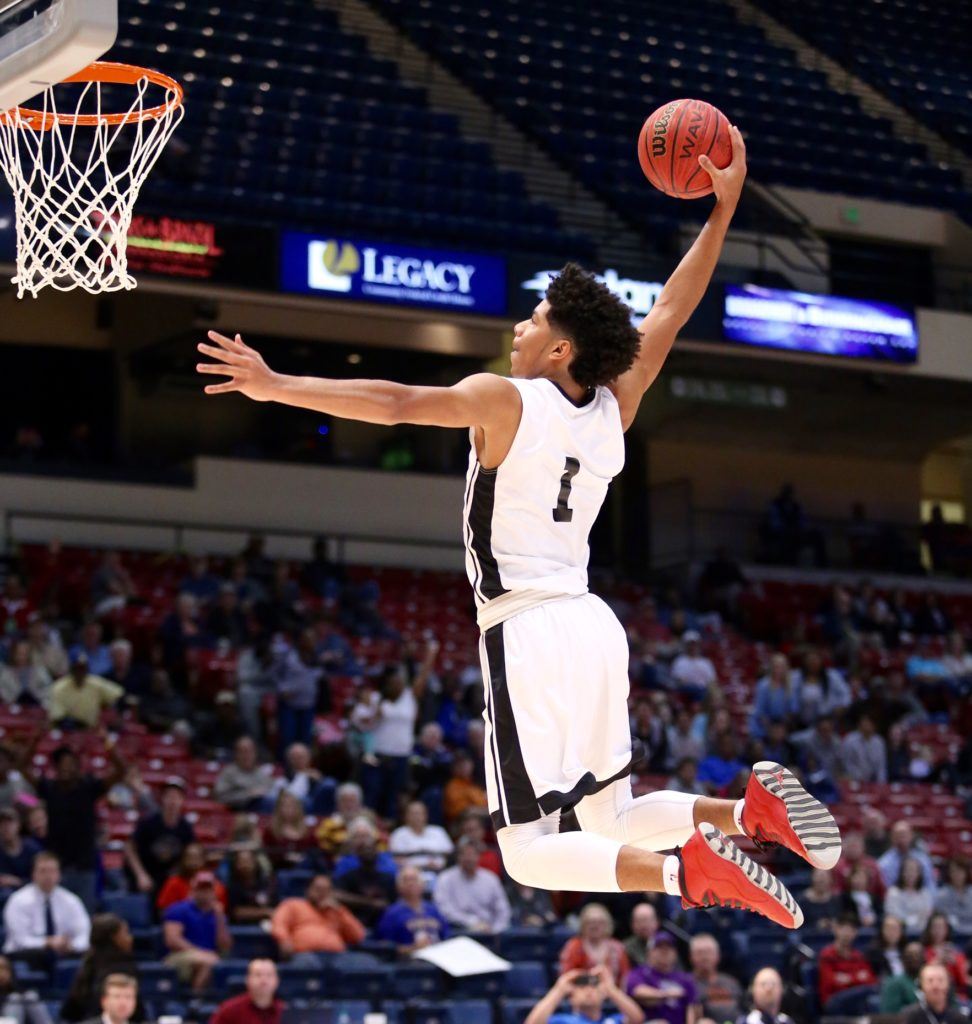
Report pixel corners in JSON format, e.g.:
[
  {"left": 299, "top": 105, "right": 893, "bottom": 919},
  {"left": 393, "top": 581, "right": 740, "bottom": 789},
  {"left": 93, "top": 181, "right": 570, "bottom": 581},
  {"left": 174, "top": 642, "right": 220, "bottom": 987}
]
[{"left": 545, "top": 263, "right": 642, "bottom": 389}]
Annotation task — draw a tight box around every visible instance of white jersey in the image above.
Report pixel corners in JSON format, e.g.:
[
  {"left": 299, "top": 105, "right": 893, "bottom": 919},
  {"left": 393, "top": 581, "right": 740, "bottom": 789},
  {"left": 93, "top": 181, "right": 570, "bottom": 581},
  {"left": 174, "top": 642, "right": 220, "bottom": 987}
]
[{"left": 462, "top": 376, "right": 624, "bottom": 626}]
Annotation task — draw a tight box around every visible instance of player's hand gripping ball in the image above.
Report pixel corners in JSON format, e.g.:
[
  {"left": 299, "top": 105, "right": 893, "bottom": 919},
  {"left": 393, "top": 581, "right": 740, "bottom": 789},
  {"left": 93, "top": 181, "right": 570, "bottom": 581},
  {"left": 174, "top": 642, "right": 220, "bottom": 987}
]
[{"left": 638, "top": 98, "right": 732, "bottom": 198}]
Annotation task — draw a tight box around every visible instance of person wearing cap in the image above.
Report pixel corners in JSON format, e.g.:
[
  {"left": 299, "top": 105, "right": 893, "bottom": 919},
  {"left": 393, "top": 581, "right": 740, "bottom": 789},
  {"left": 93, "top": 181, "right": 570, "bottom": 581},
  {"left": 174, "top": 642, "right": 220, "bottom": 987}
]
[
  {"left": 163, "top": 871, "right": 232, "bottom": 992},
  {"left": 48, "top": 653, "right": 124, "bottom": 730},
  {"left": 625, "top": 932, "right": 701, "bottom": 1024},
  {"left": 526, "top": 965, "right": 644, "bottom": 1024},
  {"left": 210, "top": 958, "right": 283, "bottom": 1024},
  {"left": 125, "top": 780, "right": 195, "bottom": 896},
  {"left": 669, "top": 632, "right": 717, "bottom": 704}
]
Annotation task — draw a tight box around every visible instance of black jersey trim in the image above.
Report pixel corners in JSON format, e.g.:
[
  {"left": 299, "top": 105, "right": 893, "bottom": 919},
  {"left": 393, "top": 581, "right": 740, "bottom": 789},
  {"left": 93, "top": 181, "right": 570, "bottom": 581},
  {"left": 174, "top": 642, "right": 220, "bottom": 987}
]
[
  {"left": 467, "top": 463, "right": 508, "bottom": 601},
  {"left": 548, "top": 379, "right": 597, "bottom": 408},
  {"left": 483, "top": 623, "right": 541, "bottom": 829},
  {"left": 536, "top": 739, "right": 646, "bottom": 817}
]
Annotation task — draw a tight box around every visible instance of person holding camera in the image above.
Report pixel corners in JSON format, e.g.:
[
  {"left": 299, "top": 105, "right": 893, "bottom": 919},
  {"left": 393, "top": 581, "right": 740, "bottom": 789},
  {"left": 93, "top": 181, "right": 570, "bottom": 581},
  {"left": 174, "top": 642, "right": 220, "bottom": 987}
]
[{"left": 525, "top": 966, "right": 644, "bottom": 1024}]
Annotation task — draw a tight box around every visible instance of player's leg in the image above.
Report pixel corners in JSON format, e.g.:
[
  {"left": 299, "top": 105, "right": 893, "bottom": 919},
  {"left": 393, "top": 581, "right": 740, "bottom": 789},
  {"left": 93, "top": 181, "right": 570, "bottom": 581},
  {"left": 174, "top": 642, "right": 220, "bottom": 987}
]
[{"left": 495, "top": 811, "right": 804, "bottom": 929}]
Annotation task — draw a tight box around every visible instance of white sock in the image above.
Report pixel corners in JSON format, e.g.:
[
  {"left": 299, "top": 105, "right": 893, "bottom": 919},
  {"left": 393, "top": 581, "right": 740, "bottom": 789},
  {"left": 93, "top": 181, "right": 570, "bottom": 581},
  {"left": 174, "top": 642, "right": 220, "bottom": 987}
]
[
  {"left": 733, "top": 798, "right": 746, "bottom": 835},
  {"left": 662, "top": 854, "right": 682, "bottom": 896}
]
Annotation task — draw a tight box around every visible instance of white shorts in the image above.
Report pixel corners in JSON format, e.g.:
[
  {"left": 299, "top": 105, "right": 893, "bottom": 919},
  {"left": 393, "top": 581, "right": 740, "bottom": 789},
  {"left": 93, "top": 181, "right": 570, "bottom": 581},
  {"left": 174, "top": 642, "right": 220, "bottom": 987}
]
[{"left": 479, "top": 593, "right": 637, "bottom": 830}]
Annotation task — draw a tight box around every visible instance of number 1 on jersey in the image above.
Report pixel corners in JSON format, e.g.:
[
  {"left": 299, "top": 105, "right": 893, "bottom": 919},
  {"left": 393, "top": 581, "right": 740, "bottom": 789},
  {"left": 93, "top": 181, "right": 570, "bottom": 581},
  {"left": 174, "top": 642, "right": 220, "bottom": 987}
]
[{"left": 553, "top": 457, "right": 581, "bottom": 522}]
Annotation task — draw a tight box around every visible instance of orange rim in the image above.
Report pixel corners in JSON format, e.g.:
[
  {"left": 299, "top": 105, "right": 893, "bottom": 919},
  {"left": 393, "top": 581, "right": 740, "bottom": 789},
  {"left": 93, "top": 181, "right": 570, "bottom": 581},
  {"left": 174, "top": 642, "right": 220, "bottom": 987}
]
[{"left": 1, "top": 61, "right": 183, "bottom": 131}]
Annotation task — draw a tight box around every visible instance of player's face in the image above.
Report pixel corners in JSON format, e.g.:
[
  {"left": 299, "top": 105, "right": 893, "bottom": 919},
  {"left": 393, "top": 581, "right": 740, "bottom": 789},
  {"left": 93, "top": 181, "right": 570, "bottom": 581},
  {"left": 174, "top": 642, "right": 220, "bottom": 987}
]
[{"left": 511, "top": 301, "right": 563, "bottom": 379}]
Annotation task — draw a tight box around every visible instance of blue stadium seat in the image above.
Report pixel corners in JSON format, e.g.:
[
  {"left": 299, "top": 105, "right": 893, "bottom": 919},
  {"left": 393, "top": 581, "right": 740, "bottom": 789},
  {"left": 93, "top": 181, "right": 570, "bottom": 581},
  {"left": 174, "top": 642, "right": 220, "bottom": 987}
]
[
  {"left": 227, "top": 926, "right": 277, "bottom": 959},
  {"left": 102, "top": 892, "right": 152, "bottom": 929},
  {"left": 330, "top": 964, "right": 393, "bottom": 1000},
  {"left": 498, "top": 929, "right": 549, "bottom": 962},
  {"left": 389, "top": 963, "right": 447, "bottom": 1000},
  {"left": 277, "top": 870, "right": 314, "bottom": 899},
  {"left": 450, "top": 971, "right": 505, "bottom": 999},
  {"left": 503, "top": 962, "right": 548, "bottom": 999},
  {"left": 410, "top": 1000, "right": 492, "bottom": 1024},
  {"left": 824, "top": 985, "right": 881, "bottom": 1016},
  {"left": 499, "top": 998, "right": 538, "bottom": 1024}
]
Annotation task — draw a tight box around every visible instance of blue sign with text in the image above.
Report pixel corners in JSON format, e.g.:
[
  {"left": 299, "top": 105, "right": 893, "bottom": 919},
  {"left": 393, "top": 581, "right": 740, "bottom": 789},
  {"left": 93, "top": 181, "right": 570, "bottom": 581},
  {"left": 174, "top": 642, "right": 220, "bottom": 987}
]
[
  {"left": 281, "top": 231, "right": 507, "bottom": 315},
  {"left": 724, "top": 284, "right": 918, "bottom": 363}
]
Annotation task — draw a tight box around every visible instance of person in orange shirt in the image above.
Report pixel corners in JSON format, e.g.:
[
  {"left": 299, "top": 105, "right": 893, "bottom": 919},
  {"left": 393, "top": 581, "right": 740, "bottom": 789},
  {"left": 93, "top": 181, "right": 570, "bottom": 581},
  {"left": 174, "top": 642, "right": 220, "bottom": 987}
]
[
  {"left": 270, "top": 874, "right": 366, "bottom": 967},
  {"left": 157, "top": 844, "right": 227, "bottom": 913},
  {"left": 443, "top": 752, "right": 487, "bottom": 826}
]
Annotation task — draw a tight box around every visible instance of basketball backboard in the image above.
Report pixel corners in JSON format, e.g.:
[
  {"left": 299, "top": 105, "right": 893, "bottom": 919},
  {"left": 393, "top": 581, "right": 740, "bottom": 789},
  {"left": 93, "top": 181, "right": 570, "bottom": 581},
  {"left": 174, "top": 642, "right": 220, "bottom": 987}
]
[{"left": 0, "top": 0, "right": 116, "bottom": 111}]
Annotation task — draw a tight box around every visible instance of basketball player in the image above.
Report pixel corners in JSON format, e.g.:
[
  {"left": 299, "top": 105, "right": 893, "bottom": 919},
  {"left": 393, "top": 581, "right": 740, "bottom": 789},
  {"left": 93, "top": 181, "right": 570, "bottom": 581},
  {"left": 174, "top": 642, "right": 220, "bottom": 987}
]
[{"left": 196, "top": 127, "right": 840, "bottom": 927}]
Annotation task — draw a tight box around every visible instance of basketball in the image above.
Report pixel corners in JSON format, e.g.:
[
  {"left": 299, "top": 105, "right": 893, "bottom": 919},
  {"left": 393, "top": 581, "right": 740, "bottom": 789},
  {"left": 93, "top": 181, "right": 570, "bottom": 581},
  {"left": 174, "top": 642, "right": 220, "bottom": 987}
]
[{"left": 638, "top": 98, "right": 732, "bottom": 199}]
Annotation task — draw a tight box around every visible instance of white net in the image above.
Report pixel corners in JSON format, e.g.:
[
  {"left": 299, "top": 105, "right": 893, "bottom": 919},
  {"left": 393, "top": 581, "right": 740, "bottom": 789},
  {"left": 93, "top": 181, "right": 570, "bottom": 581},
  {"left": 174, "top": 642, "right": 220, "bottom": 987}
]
[{"left": 0, "top": 69, "right": 184, "bottom": 297}]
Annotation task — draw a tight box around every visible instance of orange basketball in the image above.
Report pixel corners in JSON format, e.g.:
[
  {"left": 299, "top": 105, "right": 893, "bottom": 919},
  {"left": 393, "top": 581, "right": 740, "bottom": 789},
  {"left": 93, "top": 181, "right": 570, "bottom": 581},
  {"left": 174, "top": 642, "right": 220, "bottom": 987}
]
[{"left": 638, "top": 98, "right": 732, "bottom": 199}]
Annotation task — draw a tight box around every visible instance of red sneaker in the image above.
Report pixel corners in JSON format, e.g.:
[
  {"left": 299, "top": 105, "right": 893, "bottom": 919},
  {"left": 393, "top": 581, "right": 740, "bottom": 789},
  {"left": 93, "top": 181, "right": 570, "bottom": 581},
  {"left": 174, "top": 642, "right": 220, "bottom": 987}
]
[
  {"left": 742, "top": 761, "right": 842, "bottom": 870},
  {"left": 679, "top": 822, "right": 804, "bottom": 929}
]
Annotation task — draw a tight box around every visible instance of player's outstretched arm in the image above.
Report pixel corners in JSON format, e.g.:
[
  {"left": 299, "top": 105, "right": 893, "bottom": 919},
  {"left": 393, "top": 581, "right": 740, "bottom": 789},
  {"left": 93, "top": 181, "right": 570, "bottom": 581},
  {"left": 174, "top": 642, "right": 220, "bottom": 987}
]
[
  {"left": 197, "top": 332, "right": 519, "bottom": 431},
  {"left": 611, "top": 125, "right": 747, "bottom": 430}
]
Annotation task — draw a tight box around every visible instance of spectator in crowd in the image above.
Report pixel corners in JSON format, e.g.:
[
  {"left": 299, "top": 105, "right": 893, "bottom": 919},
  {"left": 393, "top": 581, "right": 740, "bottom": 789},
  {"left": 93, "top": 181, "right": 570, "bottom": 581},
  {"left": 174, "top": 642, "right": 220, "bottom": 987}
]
[
  {"left": 903, "top": 963, "right": 964, "bottom": 1024},
  {"left": 790, "top": 649, "right": 851, "bottom": 728},
  {"left": 25, "top": 739, "right": 125, "bottom": 911},
  {"left": 841, "top": 713, "right": 888, "bottom": 783},
  {"left": 0, "top": 746, "right": 33, "bottom": 809},
  {"left": 697, "top": 733, "right": 746, "bottom": 795},
  {"left": 456, "top": 811, "right": 502, "bottom": 876},
  {"left": 125, "top": 780, "right": 194, "bottom": 896},
  {"left": 67, "top": 623, "right": 112, "bottom": 679},
  {"left": 759, "top": 483, "right": 826, "bottom": 568},
  {"left": 410, "top": 722, "right": 453, "bottom": 825},
  {"left": 262, "top": 791, "right": 314, "bottom": 870},
  {"left": 626, "top": 931, "right": 700, "bottom": 1024},
  {"left": 629, "top": 700, "right": 670, "bottom": 773},
  {"left": 207, "top": 584, "right": 249, "bottom": 650},
  {"left": 331, "top": 824, "right": 397, "bottom": 928},
  {"left": 49, "top": 654, "right": 124, "bottom": 730},
  {"left": 876, "top": 823, "right": 938, "bottom": 888},
  {"left": 884, "top": 857, "right": 935, "bottom": 934},
  {"left": 844, "top": 865, "right": 880, "bottom": 929},
  {"left": 0, "top": 639, "right": 52, "bottom": 710},
  {"left": 315, "top": 782, "right": 374, "bottom": 860},
  {"left": 23, "top": 807, "right": 46, "bottom": 848},
  {"left": 80, "top": 974, "right": 139, "bottom": 1024},
  {"left": 818, "top": 914, "right": 878, "bottom": 1008},
  {"left": 526, "top": 965, "right": 644, "bottom": 1024},
  {"left": 867, "top": 915, "right": 906, "bottom": 978},
  {"left": 749, "top": 653, "right": 792, "bottom": 740},
  {"left": 25, "top": 619, "right": 67, "bottom": 681},
  {"left": 433, "top": 837, "right": 511, "bottom": 935},
  {"left": 138, "top": 670, "right": 192, "bottom": 737},
  {"left": 443, "top": 751, "right": 488, "bottom": 825},
  {"left": 922, "top": 913, "right": 968, "bottom": 998},
  {"left": 861, "top": 807, "right": 890, "bottom": 859},
  {"left": 225, "top": 849, "right": 275, "bottom": 924},
  {"left": 270, "top": 873, "right": 365, "bottom": 964},
  {"left": 669, "top": 631, "right": 716, "bottom": 703},
  {"left": 180, "top": 556, "right": 222, "bottom": 606},
  {"left": 833, "top": 832, "right": 886, "bottom": 901},
  {"left": 942, "top": 631, "right": 972, "bottom": 692},
  {"left": 157, "top": 844, "right": 227, "bottom": 913},
  {"left": 390, "top": 799, "right": 454, "bottom": 887},
  {"left": 273, "top": 629, "right": 329, "bottom": 754},
  {"left": 0, "top": 809, "right": 41, "bottom": 890},
  {"left": 507, "top": 875, "right": 558, "bottom": 929},
  {"left": 361, "top": 643, "right": 437, "bottom": 820},
  {"left": 61, "top": 914, "right": 142, "bottom": 1023},
  {"left": 90, "top": 553, "right": 136, "bottom": 618},
  {"left": 559, "top": 903, "right": 630, "bottom": 988},
  {"left": 274, "top": 742, "right": 326, "bottom": 811},
  {"left": 667, "top": 758, "right": 705, "bottom": 797},
  {"left": 934, "top": 857, "right": 972, "bottom": 935},
  {"left": 739, "top": 967, "right": 794, "bottom": 1024},
  {"left": 214, "top": 737, "right": 275, "bottom": 811},
  {"left": 623, "top": 903, "right": 659, "bottom": 967},
  {"left": 210, "top": 959, "right": 283, "bottom": 1024},
  {"left": 666, "top": 710, "right": 705, "bottom": 768},
  {"left": 879, "top": 941, "right": 927, "bottom": 1015},
  {"left": 3, "top": 853, "right": 90, "bottom": 966},
  {"left": 376, "top": 865, "right": 450, "bottom": 954},
  {"left": 162, "top": 871, "right": 232, "bottom": 993},
  {"left": 760, "top": 721, "right": 797, "bottom": 768},
  {"left": 159, "top": 593, "right": 211, "bottom": 680},
  {"left": 105, "top": 640, "right": 149, "bottom": 700},
  {"left": 690, "top": 932, "right": 743, "bottom": 1022},
  {"left": 794, "top": 715, "right": 843, "bottom": 787},
  {"left": 0, "top": 952, "right": 54, "bottom": 1024}
]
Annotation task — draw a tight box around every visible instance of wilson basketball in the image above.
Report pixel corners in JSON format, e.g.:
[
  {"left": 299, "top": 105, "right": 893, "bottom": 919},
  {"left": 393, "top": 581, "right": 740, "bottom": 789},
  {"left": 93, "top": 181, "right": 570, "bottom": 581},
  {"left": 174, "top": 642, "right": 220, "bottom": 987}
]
[{"left": 638, "top": 98, "right": 732, "bottom": 199}]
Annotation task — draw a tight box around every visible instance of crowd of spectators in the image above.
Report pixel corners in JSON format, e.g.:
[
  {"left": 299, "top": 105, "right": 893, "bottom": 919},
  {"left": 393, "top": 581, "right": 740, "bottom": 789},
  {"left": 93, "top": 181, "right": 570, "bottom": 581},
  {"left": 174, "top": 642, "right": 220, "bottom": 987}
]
[{"left": 0, "top": 536, "right": 970, "bottom": 1024}]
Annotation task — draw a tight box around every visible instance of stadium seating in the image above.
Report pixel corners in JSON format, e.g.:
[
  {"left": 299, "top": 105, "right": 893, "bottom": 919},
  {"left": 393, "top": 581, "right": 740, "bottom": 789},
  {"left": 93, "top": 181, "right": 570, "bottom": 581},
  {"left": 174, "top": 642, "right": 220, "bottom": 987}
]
[
  {"left": 111, "top": 0, "right": 593, "bottom": 258},
  {"left": 754, "top": 0, "right": 972, "bottom": 161},
  {"left": 368, "top": 0, "right": 968, "bottom": 228}
]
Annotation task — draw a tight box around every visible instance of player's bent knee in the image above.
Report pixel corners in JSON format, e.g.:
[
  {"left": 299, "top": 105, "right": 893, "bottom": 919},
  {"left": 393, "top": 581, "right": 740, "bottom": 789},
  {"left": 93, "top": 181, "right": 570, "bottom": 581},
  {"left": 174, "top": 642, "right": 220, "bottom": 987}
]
[{"left": 496, "top": 826, "right": 549, "bottom": 889}]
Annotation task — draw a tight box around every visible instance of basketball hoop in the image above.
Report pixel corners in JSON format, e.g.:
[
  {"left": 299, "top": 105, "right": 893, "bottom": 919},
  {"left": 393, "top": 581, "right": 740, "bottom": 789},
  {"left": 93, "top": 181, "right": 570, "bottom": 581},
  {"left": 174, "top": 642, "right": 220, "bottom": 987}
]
[{"left": 0, "top": 61, "right": 184, "bottom": 297}]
